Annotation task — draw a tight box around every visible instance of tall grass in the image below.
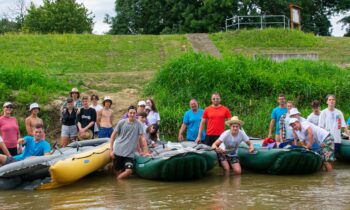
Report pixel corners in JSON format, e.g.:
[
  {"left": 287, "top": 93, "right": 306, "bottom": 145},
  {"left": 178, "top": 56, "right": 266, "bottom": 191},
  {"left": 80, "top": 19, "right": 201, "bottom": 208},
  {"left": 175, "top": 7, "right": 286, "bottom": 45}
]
[
  {"left": 0, "top": 66, "right": 70, "bottom": 135},
  {"left": 145, "top": 53, "right": 350, "bottom": 138}
]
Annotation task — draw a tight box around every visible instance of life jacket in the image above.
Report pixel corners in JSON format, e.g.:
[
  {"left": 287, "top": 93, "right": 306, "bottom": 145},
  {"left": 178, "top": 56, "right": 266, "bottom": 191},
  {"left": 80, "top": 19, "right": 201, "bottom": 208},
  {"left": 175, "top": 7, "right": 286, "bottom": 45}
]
[{"left": 262, "top": 137, "right": 277, "bottom": 148}]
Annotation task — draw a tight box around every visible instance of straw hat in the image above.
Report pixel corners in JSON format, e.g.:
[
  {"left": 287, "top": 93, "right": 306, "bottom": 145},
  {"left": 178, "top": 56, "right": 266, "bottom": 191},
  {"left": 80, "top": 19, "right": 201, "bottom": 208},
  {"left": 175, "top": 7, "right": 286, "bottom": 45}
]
[
  {"left": 225, "top": 116, "right": 244, "bottom": 126},
  {"left": 70, "top": 88, "right": 79, "bottom": 93},
  {"left": 78, "top": 130, "right": 93, "bottom": 140}
]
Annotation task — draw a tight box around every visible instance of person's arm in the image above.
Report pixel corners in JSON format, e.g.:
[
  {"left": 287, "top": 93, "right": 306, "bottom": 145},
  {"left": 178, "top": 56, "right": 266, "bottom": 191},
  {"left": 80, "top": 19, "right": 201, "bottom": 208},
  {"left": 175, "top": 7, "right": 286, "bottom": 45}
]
[
  {"left": 25, "top": 118, "right": 33, "bottom": 136},
  {"left": 77, "top": 111, "right": 83, "bottom": 131},
  {"left": 110, "top": 110, "right": 114, "bottom": 126},
  {"left": 195, "top": 118, "right": 206, "bottom": 143},
  {"left": 245, "top": 140, "right": 255, "bottom": 153},
  {"left": 178, "top": 123, "right": 187, "bottom": 142},
  {"left": 268, "top": 119, "right": 275, "bottom": 138},
  {"left": 139, "top": 134, "right": 150, "bottom": 156},
  {"left": 0, "top": 142, "right": 11, "bottom": 156},
  {"left": 211, "top": 139, "right": 224, "bottom": 153},
  {"left": 305, "top": 127, "right": 314, "bottom": 149},
  {"left": 292, "top": 130, "right": 298, "bottom": 145},
  {"left": 109, "top": 129, "right": 118, "bottom": 159},
  {"left": 96, "top": 110, "right": 102, "bottom": 127}
]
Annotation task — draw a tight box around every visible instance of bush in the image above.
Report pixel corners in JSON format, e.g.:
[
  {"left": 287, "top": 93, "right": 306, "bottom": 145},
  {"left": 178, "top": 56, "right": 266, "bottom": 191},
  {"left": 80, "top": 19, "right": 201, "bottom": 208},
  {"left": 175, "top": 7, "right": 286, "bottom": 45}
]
[{"left": 144, "top": 53, "right": 350, "bottom": 138}]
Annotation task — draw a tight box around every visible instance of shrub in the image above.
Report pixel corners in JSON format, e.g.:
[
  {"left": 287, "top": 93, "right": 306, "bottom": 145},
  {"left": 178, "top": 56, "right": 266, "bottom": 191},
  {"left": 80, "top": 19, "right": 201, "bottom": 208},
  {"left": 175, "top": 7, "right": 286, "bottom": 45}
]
[{"left": 145, "top": 53, "right": 350, "bottom": 138}]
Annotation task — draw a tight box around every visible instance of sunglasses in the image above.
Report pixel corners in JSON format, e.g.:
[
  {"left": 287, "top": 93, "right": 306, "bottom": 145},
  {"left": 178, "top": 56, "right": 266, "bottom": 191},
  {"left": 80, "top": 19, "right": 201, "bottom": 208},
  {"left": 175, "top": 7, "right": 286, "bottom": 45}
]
[
  {"left": 4, "top": 106, "right": 13, "bottom": 109},
  {"left": 212, "top": 98, "right": 220, "bottom": 101}
]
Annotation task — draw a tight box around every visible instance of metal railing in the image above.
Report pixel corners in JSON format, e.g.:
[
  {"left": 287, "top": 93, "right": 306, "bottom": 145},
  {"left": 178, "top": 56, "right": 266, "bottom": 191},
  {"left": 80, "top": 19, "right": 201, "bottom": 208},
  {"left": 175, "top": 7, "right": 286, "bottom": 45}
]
[{"left": 225, "top": 15, "right": 290, "bottom": 31}]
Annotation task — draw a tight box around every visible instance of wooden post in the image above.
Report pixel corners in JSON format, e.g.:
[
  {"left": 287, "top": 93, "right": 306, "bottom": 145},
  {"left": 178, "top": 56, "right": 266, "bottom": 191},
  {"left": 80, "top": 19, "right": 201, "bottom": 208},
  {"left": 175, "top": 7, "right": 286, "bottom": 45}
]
[{"left": 289, "top": 4, "right": 302, "bottom": 30}]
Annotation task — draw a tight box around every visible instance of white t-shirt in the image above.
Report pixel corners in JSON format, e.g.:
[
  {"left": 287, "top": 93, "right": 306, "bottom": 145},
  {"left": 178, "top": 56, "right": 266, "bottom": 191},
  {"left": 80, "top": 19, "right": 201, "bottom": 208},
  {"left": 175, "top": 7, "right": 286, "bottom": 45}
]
[
  {"left": 147, "top": 111, "right": 160, "bottom": 125},
  {"left": 318, "top": 108, "right": 345, "bottom": 143},
  {"left": 218, "top": 129, "right": 249, "bottom": 156},
  {"left": 307, "top": 112, "right": 320, "bottom": 126},
  {"left": 90, "top": 104, "right": 103, "bottom": 132},
  {"left": 295, "top": 121, "right": 330, "bottom": 145}
]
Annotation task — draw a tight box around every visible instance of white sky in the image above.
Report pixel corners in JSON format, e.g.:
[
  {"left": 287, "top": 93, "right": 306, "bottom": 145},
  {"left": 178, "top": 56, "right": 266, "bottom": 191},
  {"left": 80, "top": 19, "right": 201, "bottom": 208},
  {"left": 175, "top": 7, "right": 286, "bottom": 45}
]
[{"left": 0, "top": 0, "right": 348, "bottom": 36}]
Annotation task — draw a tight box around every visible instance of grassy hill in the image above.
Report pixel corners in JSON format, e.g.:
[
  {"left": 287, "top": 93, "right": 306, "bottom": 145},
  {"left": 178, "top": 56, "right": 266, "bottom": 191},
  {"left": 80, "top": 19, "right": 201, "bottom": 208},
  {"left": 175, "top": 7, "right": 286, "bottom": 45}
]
[
  {"left": 210, "top": 28, "right": 350, "bottom": 66},
  {"left": 0, "top": 29, "right": 349, "bottom": 139}
]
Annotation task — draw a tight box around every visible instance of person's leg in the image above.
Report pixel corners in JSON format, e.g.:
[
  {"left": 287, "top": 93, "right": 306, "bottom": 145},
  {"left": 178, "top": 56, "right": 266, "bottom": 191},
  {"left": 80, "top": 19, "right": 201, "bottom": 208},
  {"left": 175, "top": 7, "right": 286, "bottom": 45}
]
[
  {"left": 231, "top": 163, "right": 242, "bottom": 175},
  {"left": 0, "top": 154, "right": 7, "bottom": 165},
  {"left": 323, "top": 162, "right": 333, "bottom": 172},
  {"left": 117, "top": 169, "right": 133, "bottom": 179},
  {"left": 116, "top": 158, "right": 134, "bottom": 179},
  {"left": 61, "top": 125, "right": 70, "bottom": 147},
  {"left": 220, "top": 160, "right": 231, "bottom": 176},
  {"left": 320, "top": 137, "right": 335, "bottom": 172},
  {"left": 61, "top": 136, "right": 69, "bottom": 147}
]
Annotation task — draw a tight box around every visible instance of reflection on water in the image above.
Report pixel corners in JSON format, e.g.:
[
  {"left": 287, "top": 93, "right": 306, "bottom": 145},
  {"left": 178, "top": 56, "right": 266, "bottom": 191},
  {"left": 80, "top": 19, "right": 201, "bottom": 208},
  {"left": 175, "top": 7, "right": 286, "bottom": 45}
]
[{"left": 1, "top": 163, "right": 350, "bottom": 209}]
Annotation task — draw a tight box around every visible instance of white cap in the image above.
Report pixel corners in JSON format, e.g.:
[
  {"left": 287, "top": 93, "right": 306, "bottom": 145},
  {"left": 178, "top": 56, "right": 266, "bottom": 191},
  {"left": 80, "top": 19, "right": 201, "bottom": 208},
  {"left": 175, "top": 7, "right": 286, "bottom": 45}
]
[
  {"left": 70, "top": 87, "right": 79, "bottom": 93},
  {"left": 289, "top": 118, "right": 299, "bottom": 125},
  {"left": 3, "top": 102, "right": 12, "bottom": 107},
  {"left": 137, "top": 100, "right": 146, "bottom": 106},
  {"left": 145, "top": 105, "right": 151, "bottom": 110},
  {"left": 29, "top": 103, "right": 40, "bottom": 111},
  {"left": 103, "top": 96, "right": 112, "bottom": 102},
  {"left": 289, "top": 108, "right": 300, "bottom": 116}
]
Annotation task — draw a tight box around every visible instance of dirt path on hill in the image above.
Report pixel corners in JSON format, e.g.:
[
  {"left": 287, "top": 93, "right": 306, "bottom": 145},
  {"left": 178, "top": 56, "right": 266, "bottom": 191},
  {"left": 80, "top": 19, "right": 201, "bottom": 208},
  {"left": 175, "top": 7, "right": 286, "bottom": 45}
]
[{"left": 187, "top": 33, "right": 221, "bottom": 58}]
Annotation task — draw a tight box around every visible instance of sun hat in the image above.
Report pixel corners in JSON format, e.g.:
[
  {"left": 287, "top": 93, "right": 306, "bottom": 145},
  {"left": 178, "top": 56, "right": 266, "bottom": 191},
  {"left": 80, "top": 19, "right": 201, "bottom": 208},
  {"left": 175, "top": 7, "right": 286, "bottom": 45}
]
[
  {"left": 103, "top": 96, "right": 112, "bottom": 105},
  {"left": 3, "top": 102, "right": 12, "bottom": 108},
  {"left": 145, "top": 105, "right": 152, "bottom": 111},
  {"left": 78, "top": 130, "right": 93, "bottom": 140},
  {"left": 288, "top": 118, "right": 299, "bottom": 125},
  {"left": 137, "top": 100, "right": 146, "bottom": 106},
  {"left": 225, "top": 116, "right": 244, "bottom": 126},
  {"left": 289, "top": 108, "right": 300, "bottom": 116},
  {"left": 70, "top": 88, "right": 79, "bottom": 93},
  {"left": 29, "top": 103, "right": 40, "bottom": 112}
]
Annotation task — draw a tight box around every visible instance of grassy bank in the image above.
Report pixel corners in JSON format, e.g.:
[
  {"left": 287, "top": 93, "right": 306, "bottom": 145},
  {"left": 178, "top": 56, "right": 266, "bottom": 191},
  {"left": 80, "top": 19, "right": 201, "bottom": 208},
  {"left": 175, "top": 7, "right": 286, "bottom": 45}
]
[
  {"left": 145, "top": 53, "right": 350, "bottom": 138},
  {"left": 210, "top": 28, "right": 350, "bottom": 66}
]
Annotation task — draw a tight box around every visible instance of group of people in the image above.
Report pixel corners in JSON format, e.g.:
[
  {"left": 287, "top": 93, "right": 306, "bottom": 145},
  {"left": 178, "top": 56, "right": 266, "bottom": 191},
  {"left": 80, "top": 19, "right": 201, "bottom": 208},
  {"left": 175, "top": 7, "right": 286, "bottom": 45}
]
[
  {"left": 267, "top": 94, "right": 349, "bottom": 172},
  {"left": 0, "top": 88, "right": 348, "bottom": 179}
]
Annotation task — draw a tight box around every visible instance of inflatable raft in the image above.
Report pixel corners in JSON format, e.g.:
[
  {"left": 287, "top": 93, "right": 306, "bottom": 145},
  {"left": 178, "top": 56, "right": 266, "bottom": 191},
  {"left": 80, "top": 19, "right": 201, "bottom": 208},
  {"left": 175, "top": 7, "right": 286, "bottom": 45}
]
[
  {"left": 0, "top": 138, "right": 111, "bottom": 190},
  {"left": 135, "top": 141, "right": 217, "bottom": 181},
  {"left": 339, "top": 136, "right": 350, "bottom": 162},
  {"left": 238, "top": 140, "right": 322, "bottom": 175}
]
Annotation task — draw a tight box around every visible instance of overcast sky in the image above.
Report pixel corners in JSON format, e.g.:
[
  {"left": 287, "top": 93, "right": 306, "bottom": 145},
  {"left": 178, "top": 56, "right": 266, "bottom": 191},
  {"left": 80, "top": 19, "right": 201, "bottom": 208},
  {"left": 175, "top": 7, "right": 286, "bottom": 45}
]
[{"left": 0, "top": 0, "right": 348, "bottom": 36}]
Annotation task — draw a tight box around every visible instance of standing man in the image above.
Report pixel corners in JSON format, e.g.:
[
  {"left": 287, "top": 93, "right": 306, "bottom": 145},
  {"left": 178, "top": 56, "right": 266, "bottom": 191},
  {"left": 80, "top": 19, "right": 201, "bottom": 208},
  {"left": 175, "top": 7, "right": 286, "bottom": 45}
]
[
  {"left": 289, "top": 118, "right": 334, "bottom": 172},
  {"left": 25, "top": 103, "right": 44, "bottom": 136},
  {"left": 318, "top": 95, "right": 350, "bottom": 155},
  {"left": 178, "top": 99, "right": 205, "bottom": 142},
  {"left": 268, "top": 94, "right": 287, "bottom": 142},
  {"left": 195, "top": 93, "right": 231, "bottom": 146},
  {"left": 77, "top": 96, "right": 96, "bottom": 140},
  {"left": 307, "top": 100, "right": 321, "bottom": 126},
  {"left": 279, "top": 101, "right": 294, "bottom": 142},
  {"left": 109, "top": 106, "right": 149, "bottom": 180},
  {"left": 97, "top": 96, "right": 114, "bottom": 138}
]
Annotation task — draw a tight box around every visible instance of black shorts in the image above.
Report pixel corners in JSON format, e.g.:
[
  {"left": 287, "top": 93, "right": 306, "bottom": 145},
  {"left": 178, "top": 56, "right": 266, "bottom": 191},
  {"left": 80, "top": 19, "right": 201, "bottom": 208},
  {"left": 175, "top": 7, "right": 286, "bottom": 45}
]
[
  {"left": 0, "top": 147, "right": 18, "bottom": 156},
  {"left": 204, "top": 135, "right": 220, "bottom": 146},
  {"left": 113, "top": 155, "right": 134, "bottom": 171}
]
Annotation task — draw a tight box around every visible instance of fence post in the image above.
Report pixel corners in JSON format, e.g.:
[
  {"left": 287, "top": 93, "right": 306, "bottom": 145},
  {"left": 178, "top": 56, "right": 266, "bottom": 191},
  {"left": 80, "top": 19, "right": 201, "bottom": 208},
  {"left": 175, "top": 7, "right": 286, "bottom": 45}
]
[
  {"left": 225, "top": 18, "right": 227, "bottom": 31},
  {"left": 261, "top": 16, "right": 263, "bottom": 29},
  {"left": 237, "top": 16, "right": 240, "bottom": 30}
]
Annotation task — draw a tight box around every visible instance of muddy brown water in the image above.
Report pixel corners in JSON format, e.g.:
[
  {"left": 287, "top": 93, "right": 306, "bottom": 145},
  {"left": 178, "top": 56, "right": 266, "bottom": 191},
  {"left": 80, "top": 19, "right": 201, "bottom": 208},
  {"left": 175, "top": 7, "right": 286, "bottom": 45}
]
[{"left": 1, "top": 163, "right": 350, "bottom": 209}]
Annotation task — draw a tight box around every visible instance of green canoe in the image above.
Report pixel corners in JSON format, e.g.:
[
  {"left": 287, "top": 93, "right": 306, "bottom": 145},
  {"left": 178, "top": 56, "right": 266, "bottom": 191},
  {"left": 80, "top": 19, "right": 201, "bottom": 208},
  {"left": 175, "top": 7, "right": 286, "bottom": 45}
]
[
  {"left": 238, "top": 142, "right": 322, "bottom": 175},
  {"left": 135, "top": 142, "right": 217, "bottom": 181},
  {"left": 339, "top": 139, "right": 350, "bottom": 161}
]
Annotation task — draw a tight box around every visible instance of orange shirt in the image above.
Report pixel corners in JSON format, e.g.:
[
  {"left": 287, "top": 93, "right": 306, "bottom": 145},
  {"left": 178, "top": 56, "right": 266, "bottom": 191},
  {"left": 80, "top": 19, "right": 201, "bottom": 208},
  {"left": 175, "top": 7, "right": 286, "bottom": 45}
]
[{"left": 202, "top": 105, "right": 231, "bottom": 136}]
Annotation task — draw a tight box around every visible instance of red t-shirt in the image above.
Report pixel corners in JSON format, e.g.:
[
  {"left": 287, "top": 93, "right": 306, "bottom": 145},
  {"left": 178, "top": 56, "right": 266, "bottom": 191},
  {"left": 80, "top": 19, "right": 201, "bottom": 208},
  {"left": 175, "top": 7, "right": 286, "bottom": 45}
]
[
  {"left": 202, "top": 105, "right": 231, "bottom": 136},
  {"left": 0, "top": 116, "right": 20, "bottom": 148}
]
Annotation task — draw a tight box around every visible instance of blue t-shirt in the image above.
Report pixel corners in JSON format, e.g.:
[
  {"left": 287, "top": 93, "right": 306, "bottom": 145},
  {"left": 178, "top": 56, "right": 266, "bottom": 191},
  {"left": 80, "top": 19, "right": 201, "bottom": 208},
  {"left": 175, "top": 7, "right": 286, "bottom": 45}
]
[
  {"left": 183, "top": 108, "right": 206, "bottom": 141},
  {"left": 14, "top": 136, "right": 51, "bottom": 161},
  {"left": 347, "top": 117, "right": 350, "bottom": 125},
  {"left": 271, "top": 106, "right": 287, "bottom": 135}
]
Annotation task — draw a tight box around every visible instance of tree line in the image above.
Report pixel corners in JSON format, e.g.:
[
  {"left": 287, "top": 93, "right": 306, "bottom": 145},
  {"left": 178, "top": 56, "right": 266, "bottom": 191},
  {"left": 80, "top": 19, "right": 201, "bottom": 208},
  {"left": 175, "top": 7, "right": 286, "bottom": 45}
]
[{"left": 1, "top": 0, "right": 349, "bottom": 36}]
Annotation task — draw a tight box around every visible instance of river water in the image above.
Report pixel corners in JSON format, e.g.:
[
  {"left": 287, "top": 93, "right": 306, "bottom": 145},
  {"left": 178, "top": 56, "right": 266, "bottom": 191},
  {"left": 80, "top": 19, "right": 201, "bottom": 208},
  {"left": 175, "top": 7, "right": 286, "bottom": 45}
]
[{"left": 1, "top": 163, "right": 350, "bottom": 209}]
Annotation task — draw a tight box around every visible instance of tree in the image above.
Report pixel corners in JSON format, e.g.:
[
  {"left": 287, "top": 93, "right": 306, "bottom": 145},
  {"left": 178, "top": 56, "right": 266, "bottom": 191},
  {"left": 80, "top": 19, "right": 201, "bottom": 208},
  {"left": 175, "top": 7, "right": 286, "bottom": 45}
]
[
  {"left": 0, "top": 18, "right": 20, "bottom": 34},
  {"left": 23, "top": 0, "right": 94, "bottom": 34},
  {"left": 339, "top": 16, "right": 350, "bottom": 37}
]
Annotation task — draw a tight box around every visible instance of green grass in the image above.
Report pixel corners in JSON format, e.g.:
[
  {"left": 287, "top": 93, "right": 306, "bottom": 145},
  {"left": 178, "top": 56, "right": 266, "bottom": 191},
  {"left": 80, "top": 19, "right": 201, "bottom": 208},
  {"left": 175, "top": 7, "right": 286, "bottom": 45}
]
[
  {"left": 210, "top": 28, "right": 350, "bottom": 65},
  {"left": 0, "top": 34, "right": 191, "bottom": 74},
  {"left": 145, "top": 53, "right": 350, "bottom": 138}
]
